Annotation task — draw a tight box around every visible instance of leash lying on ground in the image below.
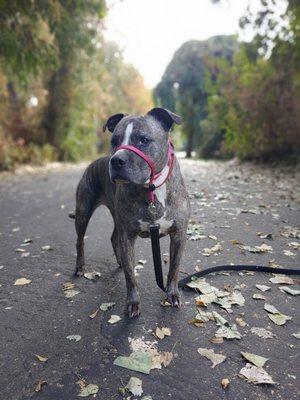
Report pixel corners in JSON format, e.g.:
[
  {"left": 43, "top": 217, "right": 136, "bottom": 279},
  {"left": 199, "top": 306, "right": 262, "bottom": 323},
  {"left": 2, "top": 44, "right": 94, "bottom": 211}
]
[{"left": 149, "top": 225, "right": 300, "bottom": 292}]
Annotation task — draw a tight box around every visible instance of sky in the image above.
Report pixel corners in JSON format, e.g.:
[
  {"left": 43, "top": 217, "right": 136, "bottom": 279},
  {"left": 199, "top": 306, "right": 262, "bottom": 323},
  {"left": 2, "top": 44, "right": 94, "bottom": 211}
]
[{"left": 104, "top": 0, "right": 261, "bottom": 88}]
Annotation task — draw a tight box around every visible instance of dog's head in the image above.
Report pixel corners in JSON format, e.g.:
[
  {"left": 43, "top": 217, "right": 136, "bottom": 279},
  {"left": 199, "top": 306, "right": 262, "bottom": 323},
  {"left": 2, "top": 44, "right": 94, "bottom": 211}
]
[{"left": 104, "top": 108, "right": 181, "bottom": 185}]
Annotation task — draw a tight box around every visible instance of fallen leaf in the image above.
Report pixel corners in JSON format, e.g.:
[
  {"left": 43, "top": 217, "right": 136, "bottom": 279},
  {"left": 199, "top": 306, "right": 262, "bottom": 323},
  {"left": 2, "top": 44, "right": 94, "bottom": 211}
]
[
  {"left": 268, "top": 313, "right": 291, "bottom": 325},
  {"left": 15, "top": 248, "right": 26, "bottom": 253},
  {"left": 64, "top": 289, "right": 80, "bottom": 298},
  {"left": 279, "top": 286, "right": 300, "bottom": 296},
  {"left": 84, "top": 271, "right": 101, "bottom": 281},
  {"left": 250, "top": 327, "right": 275, "bottom": 339},
  {"left": 210, "top": 336, "right": 224, "bottom": 344},
  {"left": 215, "top": 325, "right": 241, "bottom": 339},
  {"left": 202, "top": 243, "right": 222, "bottom": 256},
  {"left": 63, "top": 282, "right": 75, "bottom": 291},
  {"left": 141, "top": 396, "right": 153, "bottom": 400},
  {"left": 35, "top": 380, "right": 47, "bottom": 393},
  {"left": 155, "top": 327, "right": 171, "bottom": 339},
  {"left": 221, "top": 378, "right": 230, "bottom": 389},
  {"left": 257, "top": 232, "right": 273, "bottom": 240},
  {"left": 240, "top": 243, "right": 272, "bottom": 253},
  {"left": 35, "top": 354, "right": 49, "bottom": 363},
  {"left": 288, "top": 241, "right": 300, "bottom": 249},
  {"left": 126, "top": 377, "right": 143, "bottom": 397},
  {"left": 186, "top": 222, "right": 206, "bottom": 241},
  {"left": 239, "top": 363, "right": 275, "bottom": 385},
  {"left": 283, "top": 249, "right": 296, "bottom": 257},
  {"left": 108, "top": 315, "right": 121, "bottom": 324},
  {"left": 66, "top": 334, "right": 81, "bottom": 342},
  {"left": 280, "top": 226, "right": 300, "bottom": 239},
  {"left": 264, "top": 303, "right": 279, "bottom": 314},
  {"left": 160, "top": 299, "right": 172, "bottom": 307},
  {"left": 137, "top": 259, "right": 147, "bottom": 265},
  {"left": 14, "top": 277, "right": 31, "bottom": 286},
  {"left": 41, "top": 245, "right": 53, "bottom": 251},
  {"left": 21, "top": 252, "right": 30, "bottom": 258},
  {"left": 78, "top": 384, "right": 99, "bottom": 397},
  {"left": 256, "top": 285, "right": 271, "bottom": 292},
  {"left": 197, "top": 348, "right": 226, "bottom": 368},
  {"left": 269, "top": 274, "right": 294, "bottom": 285},
  {"left": 213, "top": 311, "right": 241, "bottom": 339},
  {"left": 99, "top": 302, "right": 115, "bottom": 311},
  {"left": 235, "top": 317, "right": 246, "bottom": 327},
  {"left": 23, "top": 238, "right": 32, "bottom": 243},
  {"left": 89, "top": 309, "right": 99, "bottom": 319},
  {"left": 114, "top": 351, "right": 152, "bottom": 374},
  {"left": 292, "top": 332, "right": 300, "bottom": 340},
  {"left": 241, "top": 352, "right": 268, "bottom": 368},
  {"left": 253, "top": 293, "right": 267, "bottom": 300},
  {"left": 152, "top": 351, "right": 173, "bottom": 368}
]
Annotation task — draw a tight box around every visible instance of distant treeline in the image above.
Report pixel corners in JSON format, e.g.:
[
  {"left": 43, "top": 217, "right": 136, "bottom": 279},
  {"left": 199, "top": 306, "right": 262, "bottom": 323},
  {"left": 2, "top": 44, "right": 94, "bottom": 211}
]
[
  {"left": 154, "top": 0, "right": 300, "bottom": 161},
  {"left": 0, "top": 1, "right": 152, "bottom": 170}
]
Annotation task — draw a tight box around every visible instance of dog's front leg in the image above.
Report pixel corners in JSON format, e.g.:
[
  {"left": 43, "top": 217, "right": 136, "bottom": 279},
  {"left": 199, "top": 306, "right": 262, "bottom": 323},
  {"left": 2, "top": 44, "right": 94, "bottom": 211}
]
[
  {"left": 118, "top": 230, "right": 140, "bottom": 317},
  {"left": 166, "top": 229, "right": 187, "bottom": 307}
]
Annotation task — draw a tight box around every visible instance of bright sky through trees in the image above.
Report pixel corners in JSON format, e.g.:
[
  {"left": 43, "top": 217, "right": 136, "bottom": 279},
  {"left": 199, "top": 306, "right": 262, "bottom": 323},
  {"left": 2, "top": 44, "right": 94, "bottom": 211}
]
[{"left": 104, "top": 0, "right": 263, "bottom": 87}]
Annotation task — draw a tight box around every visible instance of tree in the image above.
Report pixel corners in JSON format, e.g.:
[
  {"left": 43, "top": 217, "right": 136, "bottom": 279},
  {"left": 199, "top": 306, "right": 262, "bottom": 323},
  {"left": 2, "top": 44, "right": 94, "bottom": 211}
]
[{"left": 154, "top": 36, "right": 237, "bottom": 157}]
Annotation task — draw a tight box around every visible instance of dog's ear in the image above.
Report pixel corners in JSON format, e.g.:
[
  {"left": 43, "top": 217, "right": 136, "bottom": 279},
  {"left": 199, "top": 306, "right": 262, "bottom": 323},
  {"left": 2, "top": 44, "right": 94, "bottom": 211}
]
[
  {"left": 147, "top": 107, "right": 182, "bottom": 131},
  {"left": 103, "top": 113, "right": 126, "bottom": 133}
]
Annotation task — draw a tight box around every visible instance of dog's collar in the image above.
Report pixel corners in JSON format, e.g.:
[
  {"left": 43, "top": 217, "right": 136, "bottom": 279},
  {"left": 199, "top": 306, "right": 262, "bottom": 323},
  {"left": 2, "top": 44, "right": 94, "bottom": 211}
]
[{"left": 115, "top": 140, "right": 175, "bottom": 205}]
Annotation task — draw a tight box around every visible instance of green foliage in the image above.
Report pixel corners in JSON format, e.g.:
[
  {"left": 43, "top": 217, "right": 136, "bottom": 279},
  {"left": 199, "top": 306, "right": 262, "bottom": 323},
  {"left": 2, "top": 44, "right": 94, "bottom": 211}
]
[
  {"left": 0, "top": 1, "right": 152, "bottom": 170},
  {"left": 154, "top": 35, "right": 238, "bottom": 157}
]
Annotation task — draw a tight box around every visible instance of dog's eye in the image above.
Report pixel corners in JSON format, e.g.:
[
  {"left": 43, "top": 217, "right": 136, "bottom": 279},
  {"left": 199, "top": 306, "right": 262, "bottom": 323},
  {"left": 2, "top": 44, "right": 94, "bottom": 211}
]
[{"left": 139, "top": 136, "right": 150, "bottom": 145}]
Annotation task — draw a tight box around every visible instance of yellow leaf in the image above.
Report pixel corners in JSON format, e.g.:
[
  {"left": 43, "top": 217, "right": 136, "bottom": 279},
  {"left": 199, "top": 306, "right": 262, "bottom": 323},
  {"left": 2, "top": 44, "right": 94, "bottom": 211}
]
[
  {"left": 35, "top": 354, "right": 49, "bottom": 362},
  {"left": 89, "top": 309, "right": 99, "bottom": 319},
  {"left": 14, "top": 278, "right": 31, "bottom": 286}
]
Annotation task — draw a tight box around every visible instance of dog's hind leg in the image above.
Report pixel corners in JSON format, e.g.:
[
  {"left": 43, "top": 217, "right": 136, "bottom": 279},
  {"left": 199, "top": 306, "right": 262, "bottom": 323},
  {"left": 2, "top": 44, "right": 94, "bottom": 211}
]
[
  {"left": 74, "top": 186, "right": 97, "bottom": 277},
  {"left": 74, "top": 207, "right": 93, "bottom": 277}
]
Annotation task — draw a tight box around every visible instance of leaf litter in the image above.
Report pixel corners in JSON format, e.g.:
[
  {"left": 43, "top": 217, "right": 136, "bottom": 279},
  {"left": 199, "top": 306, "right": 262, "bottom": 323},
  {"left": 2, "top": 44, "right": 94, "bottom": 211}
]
[
  {"left": 126, "top": 377, "right": 143, "bottom": 396},
  {"left": 264, "top": 303, "right": 292, "bottom": 326},
  {"left": 241, "top": 352, "right": 268, "bottom": 368},
  {"left": 14, "top": 277, "right": 31, "bottom": 286},
  {"left": 251, "top": 327, "right": 275, "bottom": 339},
  {"left": 155, "top": 327, "right": 171, "bottom": 339},
  {"left": 114, "top": 337, "right": 173, "bottom": 374},
  {"left": 239, "top": 363, "right": 275, "bottom": 385},
  {"left": 197, "top": 348, "right": 226, "bottom": 368}
]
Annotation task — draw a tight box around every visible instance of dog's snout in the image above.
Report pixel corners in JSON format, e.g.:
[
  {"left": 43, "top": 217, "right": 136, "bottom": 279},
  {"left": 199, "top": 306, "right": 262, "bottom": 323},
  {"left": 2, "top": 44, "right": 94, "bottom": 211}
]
[{"left": 111, "top": 155, "right": 126, "bottom": 170}]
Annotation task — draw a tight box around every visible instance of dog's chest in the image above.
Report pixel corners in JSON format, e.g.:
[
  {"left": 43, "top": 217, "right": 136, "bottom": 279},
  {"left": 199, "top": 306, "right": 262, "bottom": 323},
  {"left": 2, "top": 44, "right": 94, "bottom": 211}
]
[{"left": 138, "top": 184, "right": 174, "bottom": 236}]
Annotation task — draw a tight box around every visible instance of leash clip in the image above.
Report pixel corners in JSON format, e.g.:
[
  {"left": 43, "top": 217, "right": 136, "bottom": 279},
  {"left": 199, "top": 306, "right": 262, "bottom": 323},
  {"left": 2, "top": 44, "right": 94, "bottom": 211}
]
[{"left": 148, "top": 202, "right": 156, "bottom": 215}]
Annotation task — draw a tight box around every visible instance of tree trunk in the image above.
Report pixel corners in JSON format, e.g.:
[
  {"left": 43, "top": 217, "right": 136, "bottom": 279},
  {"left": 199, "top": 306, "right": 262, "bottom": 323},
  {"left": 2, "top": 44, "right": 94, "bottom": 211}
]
[
  {"left": 186, "top": 129, "right": 194, "bottom": 158},
  {"left": 43, "top": 63, "right": 72, "bottom": 152},
  {"left": 6, "top": 81, "right": 28, "bottom": 141}
]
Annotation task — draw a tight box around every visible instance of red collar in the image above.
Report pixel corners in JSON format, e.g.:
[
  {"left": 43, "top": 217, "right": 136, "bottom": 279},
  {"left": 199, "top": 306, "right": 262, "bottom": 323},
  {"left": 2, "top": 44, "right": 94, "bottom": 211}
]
[{"left": 116, "top": 140, "right": 175, "bottom": 204}]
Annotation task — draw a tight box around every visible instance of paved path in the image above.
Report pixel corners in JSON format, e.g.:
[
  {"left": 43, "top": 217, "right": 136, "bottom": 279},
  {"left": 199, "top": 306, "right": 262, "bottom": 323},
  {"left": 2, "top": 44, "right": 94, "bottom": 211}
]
[{"left": 0, "top": 159, "right": 299, "bottom": 400}]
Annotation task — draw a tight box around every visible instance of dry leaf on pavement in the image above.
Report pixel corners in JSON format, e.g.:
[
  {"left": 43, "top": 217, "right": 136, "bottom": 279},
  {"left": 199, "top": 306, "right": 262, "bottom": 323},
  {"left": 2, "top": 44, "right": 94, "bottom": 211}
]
[{"left": 14, "top": 278, "right": 31, "bottom": 286}]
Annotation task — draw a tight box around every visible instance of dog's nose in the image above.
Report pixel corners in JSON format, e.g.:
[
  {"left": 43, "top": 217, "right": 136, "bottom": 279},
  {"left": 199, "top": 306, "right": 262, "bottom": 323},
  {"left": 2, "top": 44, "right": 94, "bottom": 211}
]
[{"left": 111, "top": 155, "right": 126, "bottom": 170}]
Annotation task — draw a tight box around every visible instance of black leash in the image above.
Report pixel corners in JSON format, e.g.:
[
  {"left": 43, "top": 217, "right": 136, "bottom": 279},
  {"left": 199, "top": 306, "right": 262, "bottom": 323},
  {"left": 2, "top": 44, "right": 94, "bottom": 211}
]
[
  {"left": 178, "top": 264, "right": 300, "bottom": 289},
  {"left": 150, "top": 224, "right": 165, "bottom": 291},
  {"left": 149, "top": 227, "right": 300, "bottom": 291}
]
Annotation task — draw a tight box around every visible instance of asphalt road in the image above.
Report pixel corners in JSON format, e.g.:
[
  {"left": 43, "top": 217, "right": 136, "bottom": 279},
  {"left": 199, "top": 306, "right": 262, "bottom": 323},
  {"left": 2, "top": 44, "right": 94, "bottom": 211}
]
[{"left": 0, "top": 158, "right": 299, "bottom": 400}]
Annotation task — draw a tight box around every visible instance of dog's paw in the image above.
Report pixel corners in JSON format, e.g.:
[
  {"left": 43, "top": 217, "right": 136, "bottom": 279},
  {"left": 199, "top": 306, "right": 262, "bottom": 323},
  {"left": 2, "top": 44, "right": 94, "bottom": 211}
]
[
  {"left": 166, "top": 291, "right": 181, "bottom": 308},
  {"left": 74, "top": 267, "right": 85, "bottom": 277},
  {"left": 125, "top": 302, "right": 141, "bottom": 318}
]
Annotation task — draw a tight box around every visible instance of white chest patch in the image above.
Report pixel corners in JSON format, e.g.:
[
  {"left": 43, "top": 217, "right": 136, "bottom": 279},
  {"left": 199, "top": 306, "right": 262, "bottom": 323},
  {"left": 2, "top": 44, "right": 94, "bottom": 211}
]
[
  {"left": 155, "top": 184, "right": 167, "bottom": 207},
  {"left": 139, "top": 214, "right": 173, "bottom": 235}
]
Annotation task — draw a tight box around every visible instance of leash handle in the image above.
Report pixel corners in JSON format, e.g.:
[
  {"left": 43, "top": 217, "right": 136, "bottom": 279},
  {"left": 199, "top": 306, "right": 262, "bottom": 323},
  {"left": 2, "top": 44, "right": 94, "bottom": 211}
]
[{"left": 149, "top": 224, "right": 165, "bottom": 292}]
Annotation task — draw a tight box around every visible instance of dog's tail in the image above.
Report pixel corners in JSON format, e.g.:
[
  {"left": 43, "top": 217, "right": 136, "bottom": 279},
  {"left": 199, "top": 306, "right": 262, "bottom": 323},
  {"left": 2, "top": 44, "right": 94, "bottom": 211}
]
[{"left": 68, "top": 211, "right": 75, "bottom": 219}]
